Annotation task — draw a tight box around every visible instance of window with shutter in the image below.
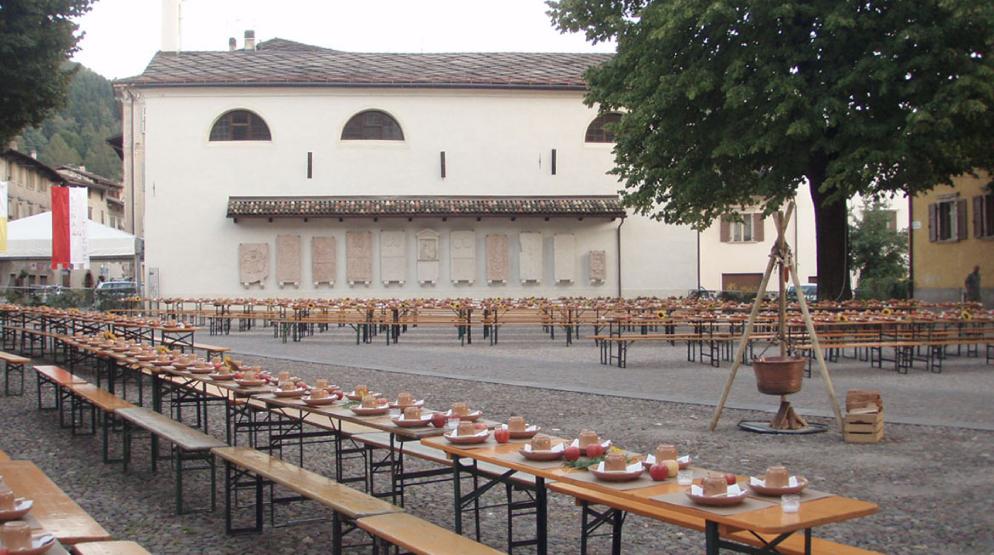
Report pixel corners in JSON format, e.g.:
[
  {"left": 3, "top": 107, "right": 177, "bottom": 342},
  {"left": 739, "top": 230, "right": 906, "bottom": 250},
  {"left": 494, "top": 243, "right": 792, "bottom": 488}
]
[
  {"left": 933, "top": 200, "right": 957, "bottom": 242},
  {"left": 974, "top": 196, "right": 984, "bottom": 238},
  {"left": 720, "top": 218, "right": 730, "bottom": 242},
  {"left": 928, "top": 203, "right": 937, "bottom": 242}
]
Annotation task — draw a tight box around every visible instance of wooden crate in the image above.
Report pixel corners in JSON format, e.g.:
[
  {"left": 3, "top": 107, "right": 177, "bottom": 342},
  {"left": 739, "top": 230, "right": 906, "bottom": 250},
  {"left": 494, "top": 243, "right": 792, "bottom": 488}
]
[{"left": 844, "top": 409, "right": 884, "bottom": 444}]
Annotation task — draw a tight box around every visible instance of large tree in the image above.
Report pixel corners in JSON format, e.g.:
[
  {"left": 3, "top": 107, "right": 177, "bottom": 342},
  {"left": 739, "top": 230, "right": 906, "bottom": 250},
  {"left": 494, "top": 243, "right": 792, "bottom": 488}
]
[
  {"left": 549, "top": 0, "right": 994, "bottom": 300},
  {"left": 0, "top": 0, "right": 95, "bottom": 147}
]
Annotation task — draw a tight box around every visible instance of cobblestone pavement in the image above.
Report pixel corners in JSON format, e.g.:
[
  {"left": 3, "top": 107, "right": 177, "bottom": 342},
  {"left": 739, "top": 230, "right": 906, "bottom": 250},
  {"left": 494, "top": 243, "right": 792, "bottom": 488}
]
[
  {"left": 209, "top": 325, "right": 994, "bottom": 430},
  {"left": 0, "top": 344, "right": 992, "bottom": 554}
]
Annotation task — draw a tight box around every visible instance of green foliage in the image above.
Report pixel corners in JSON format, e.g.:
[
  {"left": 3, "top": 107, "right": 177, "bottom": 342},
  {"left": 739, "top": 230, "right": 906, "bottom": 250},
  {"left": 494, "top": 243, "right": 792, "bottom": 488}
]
[
  {"left": 549, "top": 0, "right": 994, "bottom": 299},
  {"left": 18, "top": 65, "right": 122, "bottom": 180},
  {"left": 850, "top": 198, "right": 909, "bottom": 300},
  {"left": 0, "top": 0, "right": 96, "bottom": 147}
]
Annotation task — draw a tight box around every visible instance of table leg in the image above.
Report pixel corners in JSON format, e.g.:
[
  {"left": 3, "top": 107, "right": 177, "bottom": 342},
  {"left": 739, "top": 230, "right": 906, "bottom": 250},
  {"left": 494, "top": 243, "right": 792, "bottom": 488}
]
[
  {"left": 452, "top": 454, "right": 463, "bottom": 535},
  {"left": 535, "top": 476, "right": 547, "bottom": 555},
  {"left": 705, "top": 520, "right": 719, "bottom": 555}
]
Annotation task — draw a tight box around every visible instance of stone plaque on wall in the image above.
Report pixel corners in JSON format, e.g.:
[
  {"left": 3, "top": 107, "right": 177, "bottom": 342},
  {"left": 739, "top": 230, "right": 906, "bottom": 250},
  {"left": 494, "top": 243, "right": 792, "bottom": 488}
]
[
  {"left": 450, "top": 230, "right": 476, "bottom": 283},
  {"left": 380, "top": 230, "right": 407, "bottom": 285},
  {"left": 553, "top": 234, "right": 576, "bottom": 283},
  {"left": 312, "top": 236, "right": 336, "bottom": 287},
  {"left": 589, "top": 250, "right": 606, "bottom": 283},
  {"left": 238, "top": 243, "right": 269, "bottom": 287},
  {"left": 416, "top": 229, "right": 439, "bottom": 285},
  {"left": 519, "top": 232, "right": 543, "bottom": 283},
  {"left": 275, "top": 234, "right": 301, "bottom": 287},
  {"left": 346, "top": 231, "right": 372, "bottom": 285},
  {"left": 486, "top": 234, "right": 509, "bottom": 283}
]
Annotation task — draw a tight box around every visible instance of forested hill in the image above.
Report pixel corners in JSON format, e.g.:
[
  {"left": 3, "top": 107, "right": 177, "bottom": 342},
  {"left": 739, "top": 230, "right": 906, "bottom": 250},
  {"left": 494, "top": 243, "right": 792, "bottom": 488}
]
[{"left": 17, "top": 64, "right": 122, "bottom": 180}]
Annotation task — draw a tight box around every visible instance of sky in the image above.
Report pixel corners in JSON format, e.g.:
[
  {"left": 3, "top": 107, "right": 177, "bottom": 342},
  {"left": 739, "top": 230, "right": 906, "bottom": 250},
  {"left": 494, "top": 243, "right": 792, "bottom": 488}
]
[{"left": 71, "top": 0, "right": 615, "bottom": 79}]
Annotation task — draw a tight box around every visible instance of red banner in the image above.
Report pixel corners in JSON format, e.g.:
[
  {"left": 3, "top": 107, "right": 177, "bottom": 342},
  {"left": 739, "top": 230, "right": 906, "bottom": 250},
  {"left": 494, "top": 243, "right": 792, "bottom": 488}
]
[{"left": 51, "top": 186, "right": 70, "bottom": 269}]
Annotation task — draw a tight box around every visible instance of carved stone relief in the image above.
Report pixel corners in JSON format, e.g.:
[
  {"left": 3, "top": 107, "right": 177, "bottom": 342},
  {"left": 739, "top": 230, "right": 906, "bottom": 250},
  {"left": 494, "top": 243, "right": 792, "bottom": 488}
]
[
  {"left": 275, "top": 234, "right": 301, "bottom": 287},
  {"left": 346, "top": 230, "right": 372, "bottom": 285},
  {"left": 589, "top": 250, "right": 607, "bottom": 283},
  {"left": 486, "top": 234, "right": 509, "bottom": 284},
  {"left": 553, "top": 234, "right": 576, "bottom": 283},
  {"left": 450, "top": 230, "right": 476, "bottom": 283},
  {"left": 380, "top": 230, "right": 407, "bottom": 285},
  {"left": 238, "top": 243, "right": 269, "bottom": 287},
  {"left": 312, "top": 236, "right": 336, "bottom": 287},
  {"left": 519, "top": 232, "right": 543, "bottom": 283},
  {"left": 416, "top": 229, "right": 439, "bottom": 285}
]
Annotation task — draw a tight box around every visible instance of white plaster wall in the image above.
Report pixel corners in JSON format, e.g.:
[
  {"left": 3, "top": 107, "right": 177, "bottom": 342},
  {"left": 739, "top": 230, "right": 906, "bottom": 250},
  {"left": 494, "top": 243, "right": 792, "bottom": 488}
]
[{"left": 139, "top": 87, "right": 697, "bottom": 298}]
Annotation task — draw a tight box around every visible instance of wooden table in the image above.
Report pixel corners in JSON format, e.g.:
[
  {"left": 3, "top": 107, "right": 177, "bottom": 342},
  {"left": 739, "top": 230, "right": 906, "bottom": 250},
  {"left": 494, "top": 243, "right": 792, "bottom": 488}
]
[
  {"left": 0, "top": 460, "right": 111, "bottom": 545},
  {"left": 421, "top": 436, "right": 878, "bottom": 555}
]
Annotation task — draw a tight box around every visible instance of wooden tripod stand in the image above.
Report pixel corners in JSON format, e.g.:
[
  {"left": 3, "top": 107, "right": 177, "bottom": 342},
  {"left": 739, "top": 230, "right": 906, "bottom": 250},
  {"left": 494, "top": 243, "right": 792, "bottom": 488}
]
[{"left": 708, "top": 202, "right": 844, "bottom": 431}]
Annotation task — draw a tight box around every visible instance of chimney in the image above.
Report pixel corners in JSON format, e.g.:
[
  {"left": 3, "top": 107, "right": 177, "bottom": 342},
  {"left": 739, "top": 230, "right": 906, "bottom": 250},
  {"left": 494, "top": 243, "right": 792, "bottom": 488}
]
[
  {"left": 161, "top": 0, "right": 181, "bottom": 53},
  {"left": 228, "top": 37, "right": 237, "bottom": 51},
  {"left": 244, "top": 30, "right": 256, "bottom": 51}
]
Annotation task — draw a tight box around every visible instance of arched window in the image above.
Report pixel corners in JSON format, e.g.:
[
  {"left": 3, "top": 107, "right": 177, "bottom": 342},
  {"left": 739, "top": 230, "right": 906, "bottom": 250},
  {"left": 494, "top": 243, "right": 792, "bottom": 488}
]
[
  {"left": 209, "top": 110, "right": 271, "bottom": 141},
  {"left": 341, "top": 110, "right": 404, "bottom": 141},
  {"left": 585, "top": 113, "right": 621, "bottom": 143}
]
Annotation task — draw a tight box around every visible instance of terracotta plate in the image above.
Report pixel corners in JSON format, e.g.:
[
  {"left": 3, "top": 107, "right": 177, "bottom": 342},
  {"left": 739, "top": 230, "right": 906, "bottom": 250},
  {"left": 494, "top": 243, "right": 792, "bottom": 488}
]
[
  {"left": 590, "top": 468, "right": 644, "bottom": 482},
  {"left": 351, "top": 406, "right": 390, "bottom": 416},
  {"left": 302, "top": 396, "right": 337, "bottom": 407},
  {"left": 0, "top": 498, "right": 32, "bottom": 521},
  {"left": 518, "top": 449, "right": 563, "bottom": 461},
  {"left": 749, "top": 477, "right": 809, "bottom": 496},
  {"left": 685, "top": 489, "right": 749, "bottom": 507},
  {"left": 444, "top": 431, "right": 490, "bottom": 445}
]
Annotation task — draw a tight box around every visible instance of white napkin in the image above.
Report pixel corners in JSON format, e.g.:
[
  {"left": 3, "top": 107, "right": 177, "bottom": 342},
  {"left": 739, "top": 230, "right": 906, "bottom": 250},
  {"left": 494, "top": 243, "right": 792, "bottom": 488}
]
[
  {"left": 691, "top": 484, "right": 703, "bottom": 496},
  {"left": 750, "top": 476, "right": 765, "bottom": 487},
  {"left": 646, "top": 453, "right": 690, "bottom": 465},
  {"left": 570, "top": 439, "right": 611, "bottom": 449},
  {"left": 788, "top": 476, "right": 798, "bottom": 487},
  {"left": 727, "top": 484, "right": 742, "bottom": 496},
  {"left": 523, "top": 442, "right": 564, "bottom": 453}
]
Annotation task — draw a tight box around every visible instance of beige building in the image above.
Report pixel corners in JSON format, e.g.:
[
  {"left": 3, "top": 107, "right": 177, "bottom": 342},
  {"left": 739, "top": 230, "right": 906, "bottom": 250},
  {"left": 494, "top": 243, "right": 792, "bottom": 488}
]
[
  {"left": 1, "top": 148, "right": 63, "bottom": 220},
  {"left": 56, "top": 165, "right": 126, "bottom": 230},
  {"left": 911, "top": 172, "right": 993, "bottom": 305}
]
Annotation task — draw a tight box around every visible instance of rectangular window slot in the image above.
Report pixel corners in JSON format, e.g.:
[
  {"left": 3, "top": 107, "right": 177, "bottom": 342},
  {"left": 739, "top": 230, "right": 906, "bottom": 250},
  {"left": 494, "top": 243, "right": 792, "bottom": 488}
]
[
  {"left": 551, "top": 149, "right": 557, "bottom": 175},
  {"left": 307, "top": 152, "right": 313, "bottom": 179},
  {"left": 440, "top": 151, "right": 446, "bottom": 179}
]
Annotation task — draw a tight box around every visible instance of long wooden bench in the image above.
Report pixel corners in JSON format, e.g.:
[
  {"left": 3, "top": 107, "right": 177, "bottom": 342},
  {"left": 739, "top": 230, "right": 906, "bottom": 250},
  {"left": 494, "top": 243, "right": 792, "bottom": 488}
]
[
  {"left": 66, "top": 383, "right": 135, "bottom": 464},
  {"left": 358, "top": 512, "right": 505, "bottom": 555},
  {"left": 34, "top": 365, "right": 88, "bottom": 418},
  {"left": 116, "top": 406, "right": 226, "bottom": 514},
  {"left": 548, "top": 482, "right": 881, "bottom": 555},
  {"left": 0, "top": 350, "right": 31, "bottom": 395},
  {"left": 212, "top": 446, "right": 401, "bottom": 550},
  {"left": 213, "top": 446, "right": 502, "bottom": 554},
  {"left": 71, "top": 541, "right": 152, "bottom": 555}
]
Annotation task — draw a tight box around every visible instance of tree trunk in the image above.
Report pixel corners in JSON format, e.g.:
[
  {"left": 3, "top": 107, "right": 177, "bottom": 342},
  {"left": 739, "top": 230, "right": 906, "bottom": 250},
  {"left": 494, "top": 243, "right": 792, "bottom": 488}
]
[{"left": 808, "top": 161, "right": 852, "bottom": 301}]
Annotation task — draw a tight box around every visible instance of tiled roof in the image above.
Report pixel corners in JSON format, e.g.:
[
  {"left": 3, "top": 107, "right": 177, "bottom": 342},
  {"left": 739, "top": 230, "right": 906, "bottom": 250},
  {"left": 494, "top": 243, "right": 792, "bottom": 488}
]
[
  {"left": 118, "top": 42, "right": 612, "bottom": 90},
  {"left": 227, "top": 196, "right": 626, "bottom": 219}
]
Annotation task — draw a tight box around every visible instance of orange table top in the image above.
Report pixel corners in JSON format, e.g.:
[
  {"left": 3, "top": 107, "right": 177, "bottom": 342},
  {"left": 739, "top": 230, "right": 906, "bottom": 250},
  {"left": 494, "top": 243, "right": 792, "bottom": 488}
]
[
  {"left": 0, "top": 461, "right": 111, "bottom": 544},
  {"left": 421, "top": 437, "right": 877, "bottom": 536}
]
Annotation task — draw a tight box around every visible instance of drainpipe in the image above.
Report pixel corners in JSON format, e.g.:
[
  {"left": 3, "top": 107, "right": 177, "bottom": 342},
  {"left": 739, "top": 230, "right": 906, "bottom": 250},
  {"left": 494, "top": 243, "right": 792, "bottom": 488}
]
[
  {"left": 696, "top": 230, "right": 701, "bottom": 290},
  {"left": 616, "top": 217, "right": 625, "bottom": 298},
  {"left": 907, "top": 193, "right": 914, "bottom": 299}
]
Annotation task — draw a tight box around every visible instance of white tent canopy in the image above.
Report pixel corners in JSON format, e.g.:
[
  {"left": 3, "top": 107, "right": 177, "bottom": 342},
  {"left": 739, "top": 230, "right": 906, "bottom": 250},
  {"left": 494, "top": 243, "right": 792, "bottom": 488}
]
[{"left": 0, "top": 211, "right": 136, "bottom": 259}]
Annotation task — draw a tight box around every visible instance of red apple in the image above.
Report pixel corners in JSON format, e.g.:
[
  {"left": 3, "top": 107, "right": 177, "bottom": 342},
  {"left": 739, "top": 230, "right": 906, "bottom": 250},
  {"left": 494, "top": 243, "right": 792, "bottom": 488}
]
[
  {"left": 564, "top": 446, "right": 582, "bottom": 462},
  {"left": 724, "top": 473, "right": 737, "bottom": 485},
  {"left": 585, "top": 444, "right": 606, "bottom": 458},
  {"left": 649, "top": 463, "right": 670, "bottom": 481},
  {"left": 494, "top": 428, "right": 511, "bottom": 443},
  {"left": 431, "top": 412, "right": 448, "bottom": 428},
  {"left": 473, "top": 422, "right": 487, "bottom": 431}
]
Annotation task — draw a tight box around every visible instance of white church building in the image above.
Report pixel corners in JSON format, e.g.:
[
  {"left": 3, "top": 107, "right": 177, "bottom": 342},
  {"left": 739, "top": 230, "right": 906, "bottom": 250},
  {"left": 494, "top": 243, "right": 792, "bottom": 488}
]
[{"left": 115, "top": 32, "right": 699, "bottom": 299}]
